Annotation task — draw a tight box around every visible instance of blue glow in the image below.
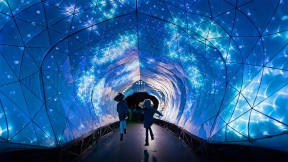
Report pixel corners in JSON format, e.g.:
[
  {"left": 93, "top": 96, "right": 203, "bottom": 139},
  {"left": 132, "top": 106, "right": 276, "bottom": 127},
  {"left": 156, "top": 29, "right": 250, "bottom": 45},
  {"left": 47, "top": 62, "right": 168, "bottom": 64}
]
[{"left": 0, "top": 0, "right": 288, "bottom": 152}]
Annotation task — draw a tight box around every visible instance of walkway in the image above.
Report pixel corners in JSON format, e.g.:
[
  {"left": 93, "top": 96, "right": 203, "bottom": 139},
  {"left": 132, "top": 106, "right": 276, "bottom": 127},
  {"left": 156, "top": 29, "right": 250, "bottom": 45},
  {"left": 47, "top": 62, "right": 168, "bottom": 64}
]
[{"left": 79, "top": 123, "right": 198, "bottom": 162}]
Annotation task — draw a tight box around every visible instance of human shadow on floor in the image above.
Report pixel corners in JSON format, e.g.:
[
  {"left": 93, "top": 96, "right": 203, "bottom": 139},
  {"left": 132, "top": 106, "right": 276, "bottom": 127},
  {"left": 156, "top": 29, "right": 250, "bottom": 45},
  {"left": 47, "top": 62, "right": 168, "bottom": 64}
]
[{"left": 144, "top": 150, "right": 157, "bottom": 162}]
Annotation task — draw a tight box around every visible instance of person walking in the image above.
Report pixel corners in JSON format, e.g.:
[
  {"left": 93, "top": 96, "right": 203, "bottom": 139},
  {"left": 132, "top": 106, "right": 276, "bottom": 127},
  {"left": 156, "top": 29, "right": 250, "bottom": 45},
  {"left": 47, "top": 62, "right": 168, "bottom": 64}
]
[
  {"left": 114, "top": 93, "right": 130, "bottom": 141},
  {"left": 135, "top": 99, "right": 163, "bottom": 146}
]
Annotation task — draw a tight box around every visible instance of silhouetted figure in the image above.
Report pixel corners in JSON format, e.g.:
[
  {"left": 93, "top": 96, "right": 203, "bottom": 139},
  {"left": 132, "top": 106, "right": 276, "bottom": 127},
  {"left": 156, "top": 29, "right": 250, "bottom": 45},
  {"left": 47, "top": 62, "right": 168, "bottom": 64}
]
[
  {"left": 144, "top": 150, "right": 149, "bottom": 162},
  {"left": 134, "top": 99, "right": 163, "bottom": 146},
  {"left": 114, "top": 93, "right": 130, "bottom": 141}
]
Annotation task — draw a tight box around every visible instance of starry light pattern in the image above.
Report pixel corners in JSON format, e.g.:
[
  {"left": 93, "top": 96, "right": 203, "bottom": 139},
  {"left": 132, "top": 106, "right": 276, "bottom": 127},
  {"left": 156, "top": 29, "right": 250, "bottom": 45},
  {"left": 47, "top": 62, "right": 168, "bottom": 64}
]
[{"left": 0, "top": 0, "right": 288, "bottom": 152}]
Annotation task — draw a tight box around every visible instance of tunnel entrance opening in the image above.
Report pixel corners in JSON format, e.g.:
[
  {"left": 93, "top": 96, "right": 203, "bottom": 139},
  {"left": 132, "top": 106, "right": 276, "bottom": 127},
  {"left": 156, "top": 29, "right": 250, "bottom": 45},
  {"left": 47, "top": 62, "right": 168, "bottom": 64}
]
[{"left": 125, "top": 92, "right": 159, "bottom": 122}]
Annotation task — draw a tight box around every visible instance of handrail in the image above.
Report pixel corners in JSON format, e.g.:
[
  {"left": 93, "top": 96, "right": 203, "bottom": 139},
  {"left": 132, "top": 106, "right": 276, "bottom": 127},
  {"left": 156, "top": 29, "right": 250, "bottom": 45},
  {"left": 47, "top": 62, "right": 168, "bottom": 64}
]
[
  {"left": 154, "top": 119, "right": 208, "bottom": 162},
  {"left": 153, "top": 119, "right": 288, "bottom": 162},
  {"left": 0, "top": 121, "right": 120, "bottom": 162}
]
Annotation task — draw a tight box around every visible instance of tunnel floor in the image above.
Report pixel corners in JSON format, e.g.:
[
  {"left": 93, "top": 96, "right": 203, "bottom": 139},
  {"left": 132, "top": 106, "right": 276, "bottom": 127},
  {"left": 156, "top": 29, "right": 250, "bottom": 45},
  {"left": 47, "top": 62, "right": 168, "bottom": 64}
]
[{"left": 78, "top": 123, "right": 198, "bottom": 162}]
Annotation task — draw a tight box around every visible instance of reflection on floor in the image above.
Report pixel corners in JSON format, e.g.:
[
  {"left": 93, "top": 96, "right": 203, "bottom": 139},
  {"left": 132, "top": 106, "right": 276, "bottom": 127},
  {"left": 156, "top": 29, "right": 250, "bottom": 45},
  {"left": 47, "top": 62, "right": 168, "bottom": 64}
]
[{"left": 79, "top": 123, "right": 198, "bottom": 162}]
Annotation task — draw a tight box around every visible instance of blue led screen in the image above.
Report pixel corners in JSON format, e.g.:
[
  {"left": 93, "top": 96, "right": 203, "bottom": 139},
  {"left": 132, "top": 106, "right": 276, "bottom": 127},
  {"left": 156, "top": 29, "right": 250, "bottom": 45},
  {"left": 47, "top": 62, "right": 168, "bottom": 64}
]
[{"left": 0, "top": 0, "right": 288, "bottom": 151}]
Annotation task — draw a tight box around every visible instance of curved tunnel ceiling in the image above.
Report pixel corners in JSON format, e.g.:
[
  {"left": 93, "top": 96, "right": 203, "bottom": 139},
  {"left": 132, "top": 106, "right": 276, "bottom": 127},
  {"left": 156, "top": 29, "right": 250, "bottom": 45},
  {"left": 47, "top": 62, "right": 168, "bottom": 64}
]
[{"left": 0, "top": 0, "right": 288, "bottom": 151}]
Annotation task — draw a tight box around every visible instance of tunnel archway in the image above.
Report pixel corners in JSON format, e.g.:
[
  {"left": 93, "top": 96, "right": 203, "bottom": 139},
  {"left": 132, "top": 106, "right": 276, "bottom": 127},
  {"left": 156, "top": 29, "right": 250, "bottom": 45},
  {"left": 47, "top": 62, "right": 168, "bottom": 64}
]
[
  {"left": 125, "top": 92, "right": 159, "bottom": 122},
  {"left": 125, "top": 92, "right": 159, "bottom": 109}
]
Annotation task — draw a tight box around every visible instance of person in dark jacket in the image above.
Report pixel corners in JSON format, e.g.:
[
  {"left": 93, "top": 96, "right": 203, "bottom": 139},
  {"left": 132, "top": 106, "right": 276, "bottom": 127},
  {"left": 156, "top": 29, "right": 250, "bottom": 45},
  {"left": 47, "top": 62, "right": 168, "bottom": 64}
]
[
  {"left": 114, "top": 93, "right": 130, "bottom": 141},
  {"left": 135, "top": 99, "right": 163, "bottom": 146}
]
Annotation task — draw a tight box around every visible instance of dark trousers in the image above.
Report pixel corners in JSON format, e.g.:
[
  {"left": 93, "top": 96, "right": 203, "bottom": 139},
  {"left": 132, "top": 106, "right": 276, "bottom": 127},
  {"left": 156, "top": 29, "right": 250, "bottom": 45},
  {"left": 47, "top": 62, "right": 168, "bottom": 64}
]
[{"left": 145, "top": 127, "right": 154, "bottom": 143}]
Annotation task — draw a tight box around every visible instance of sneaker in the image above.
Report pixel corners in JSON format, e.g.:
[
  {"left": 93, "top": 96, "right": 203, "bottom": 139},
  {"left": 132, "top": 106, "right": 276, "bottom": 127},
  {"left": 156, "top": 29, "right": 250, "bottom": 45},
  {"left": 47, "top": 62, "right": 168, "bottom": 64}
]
[
  {"left": 145, "top": 143, "right": 149, "bottom": 146},
  {"left": 151, "top": 136, "right": 154, "bottom": 140},
  {"left": 124, "top": 129, "right": 127, "bottom": 134},
  {"left": 120, "top": 134, "right": 123, "bottom": 141}
]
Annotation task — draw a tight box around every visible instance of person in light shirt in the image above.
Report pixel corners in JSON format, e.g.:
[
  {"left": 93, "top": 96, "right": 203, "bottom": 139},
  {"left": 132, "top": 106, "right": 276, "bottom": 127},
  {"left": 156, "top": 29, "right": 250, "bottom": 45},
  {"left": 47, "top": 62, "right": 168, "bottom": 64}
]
[{"left": 135, "top": 99, "right": 163, "bottom": 146}]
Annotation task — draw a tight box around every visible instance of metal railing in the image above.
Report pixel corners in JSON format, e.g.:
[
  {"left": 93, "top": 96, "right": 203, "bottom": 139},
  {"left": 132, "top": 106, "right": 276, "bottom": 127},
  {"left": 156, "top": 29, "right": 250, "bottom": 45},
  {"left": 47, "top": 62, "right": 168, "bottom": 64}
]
[
  {"left": 154, "top": 119, "right": 208, "bottom": 162},
  {"left": 0, "top": 122, "right": 120, "bottom": 162},
  {"left": 58, "top": 121, "right": 119, "bottom": 161}
]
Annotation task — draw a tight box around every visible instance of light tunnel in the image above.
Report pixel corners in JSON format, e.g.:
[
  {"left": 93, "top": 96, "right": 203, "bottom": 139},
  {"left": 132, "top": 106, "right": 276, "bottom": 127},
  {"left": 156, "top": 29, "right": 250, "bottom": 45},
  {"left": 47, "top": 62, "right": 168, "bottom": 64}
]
[{"left": 0, "top": 0, "right": 288, "bottom": 153}]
